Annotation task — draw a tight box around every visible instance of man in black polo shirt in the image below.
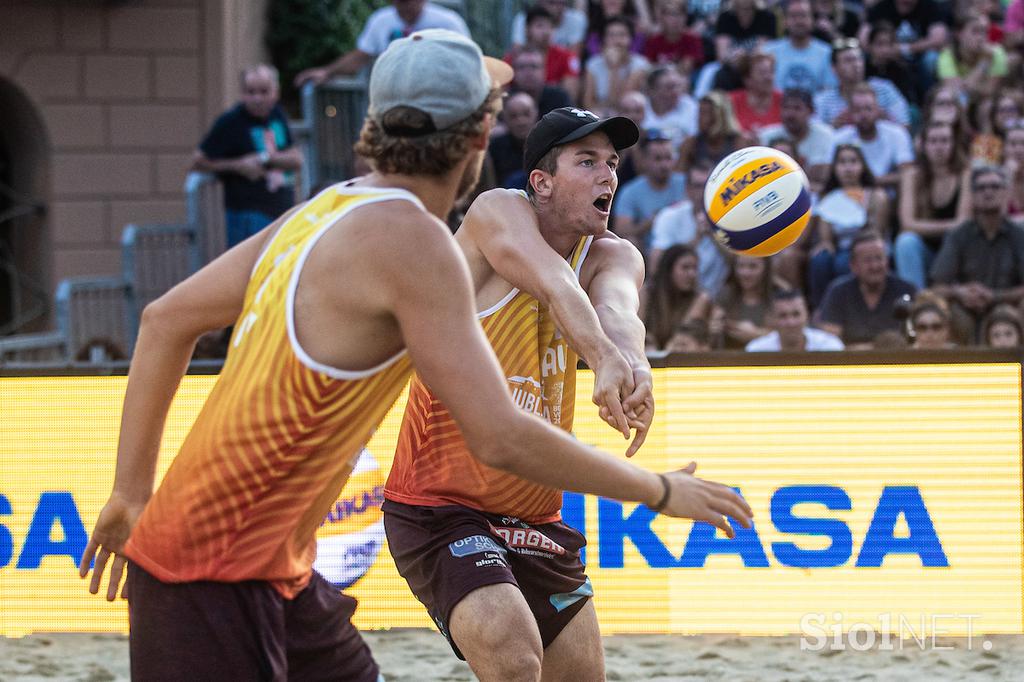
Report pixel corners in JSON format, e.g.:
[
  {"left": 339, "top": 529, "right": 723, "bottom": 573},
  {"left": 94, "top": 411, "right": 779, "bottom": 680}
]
[
  {"left": 816, "top": 231, "right": 917, "bottom": 348},
  {"left": 931, "top": 166, "right": 1024, "bottom": 343}
]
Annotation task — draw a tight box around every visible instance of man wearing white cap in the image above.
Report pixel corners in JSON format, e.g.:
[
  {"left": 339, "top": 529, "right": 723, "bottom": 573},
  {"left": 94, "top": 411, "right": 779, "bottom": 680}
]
[{"left": 81, "top": 30, "right": 752, "bottom": 681}]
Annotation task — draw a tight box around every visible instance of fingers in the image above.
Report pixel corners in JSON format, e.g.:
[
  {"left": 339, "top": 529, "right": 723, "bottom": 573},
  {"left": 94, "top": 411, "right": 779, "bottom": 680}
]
[
  {"left": 603, "top": 391, "right": 631, "bottom": 439},
  {"left": 106, "top": 555, "right": 127, "bottom": 602},
  {"left": 79, "top": 537, "right": 99, "bottom": 578},
  {"left": 625, "top": 421, "right": 649, "bottom": 458},
  {"left": 681, "top": 461, "right": 697, "bottom": 475},
  {"left": 704, "top": 513, "right": 735, "bottom": 539},
  {"left": 708, "top": 496, "right": 754, "bottom": 531},
  {"left": 89, "top": 548, "right": 111, "bottom": 595}
]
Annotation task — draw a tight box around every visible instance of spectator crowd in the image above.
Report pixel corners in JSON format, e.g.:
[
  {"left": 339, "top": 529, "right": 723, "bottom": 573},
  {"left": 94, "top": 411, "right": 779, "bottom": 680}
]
[{"left": 213, "top": 0, "right": 1024, "bottom": 355}]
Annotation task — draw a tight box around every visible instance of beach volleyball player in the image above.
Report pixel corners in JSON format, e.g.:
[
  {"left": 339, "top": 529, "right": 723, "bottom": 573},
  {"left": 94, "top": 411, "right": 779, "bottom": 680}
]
[
  {"left": 78, "top": 30, "right": 752, "bottom": 680},
  {"left": 384, "top": 107, "right": 658, "bottom": 681}
]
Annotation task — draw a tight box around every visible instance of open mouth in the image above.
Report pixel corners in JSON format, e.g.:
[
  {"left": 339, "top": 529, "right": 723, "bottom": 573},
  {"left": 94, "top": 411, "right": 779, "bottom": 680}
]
[{"left": 593, "top": 194, "right": 612, "bottom": 213}]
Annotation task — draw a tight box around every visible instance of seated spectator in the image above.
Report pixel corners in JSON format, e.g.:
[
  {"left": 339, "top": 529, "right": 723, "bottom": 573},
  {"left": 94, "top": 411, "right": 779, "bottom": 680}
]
[
  {"left": 511, "top": 0, "right": 589, "bottom": 51},
  {"left": 1007, "top": 0, "right": 1024, "bottom": 52},
  {"left": 908, "top": 291, "right": 956, "bottom": 349},
  {"left": 930, "top": 166, "right": 1024, "bottom": 343},
  {"left": 193, "top": 65, "right": 302, "bottom": 249},
  {"left": 642, "top": 66, "right": 699, "bottom": 149},
  {"left": 487, "top": 93, "right": 538, "bottom": 190},
  {"left": 507, "top": 5, "right": 582, "bottom": 96},
  {"left": 971, "top": 90, "right": 1024, "bottom": 165},
  {"left": 865, "top": 21, "right": 923, "bottom": 109},
  {"left": 711, "top": 0, "right": 778, "bottom": 92},
  {"left": 678, "top": 91, "right": 753, "bottom": 190},
  {"left": 816, "top": 231, "right": 918, "bottom": 348},
  {"left": 765, "top": 0, "right": 836, "bottom": 93},
  {"left": 583, "top": 15, "right": 651, "bottom": 116},
  {"left": 510, "top": 47, "right": 575, "bottom": 116},
  {"left": 613, "top": 130, "right": 687, "bottom": 250},
  {"left": 649, "top": 184, "right": 730, "bottom": 295},
  {"left": 644, "top": 0, "right": 705, "bottom": 74},
  {"left": 715, "top": 254, "right": 791, "bottom": 349},
  {"left": 814, "top": 39, "right": 910, "bottom": 128},
  {"left": 294, "top": 1, "right": 469, "bottom": 85},
  {"left": 758, "top": 88, "right": 836, "bottom": 190},
  {"left": 746, "top": 290, "right": 845, "bottom": 351},
  {"left": 938, "top": 12, "right": 1008, "bottom": 100},
  {"left": 641, "top": 243, "right": 715, "bottom": 349},
  {"left": 585, "top": 0, "right": 654, "bottom": 57},
  {"left": 616, "top": 90, "right": 648, "bottom": 185},
  {"left": 833, "top": 84, "right": 914, "bottom": 191},
  {"left": 809, "top": 144, "right": 891, "bottom": 307},
  {"left": 665, "top": 318, "right": 713, "bottom": 351},
  {"left": 810, "top": 0, "right": 861, "bottom": 44},
  {"left": 981, "top": 304, "right": 1024, "bottom": 348},
  {"left": 1004, "top": 123, "right": 1024, "bottom": 221},
  {"left": 895, "top": 122, "right": 972, "bottom": 289},
  {"left": 728, "top": 51, "right": 783, "bottom": 135},
  {"left": 865, "top": 0, "right": 951, "bottom": 89}
]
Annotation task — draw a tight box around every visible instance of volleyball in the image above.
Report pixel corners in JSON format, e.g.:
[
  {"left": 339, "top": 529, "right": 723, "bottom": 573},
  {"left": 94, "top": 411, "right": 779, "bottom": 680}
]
[{"left": 703, "top": 146, "right": 811, "bottom": 257}]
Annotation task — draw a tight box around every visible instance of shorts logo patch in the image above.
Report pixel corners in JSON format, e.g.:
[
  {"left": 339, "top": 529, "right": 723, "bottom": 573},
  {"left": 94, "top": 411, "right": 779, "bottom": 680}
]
[
  {"left": 449, "top": 535, "right": 507, "bottom": 558},
  {"left": 489, "top": 524, "right": 567, "bottom": 556}
]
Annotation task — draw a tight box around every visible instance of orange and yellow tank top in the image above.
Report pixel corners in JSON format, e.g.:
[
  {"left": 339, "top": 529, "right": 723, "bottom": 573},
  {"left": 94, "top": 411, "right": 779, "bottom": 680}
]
[
  {"left": 385, "top": 233, "right": 593, "bottom": 524},
  {"left": 125, "top": 186, "right": 417, "bottom": 597}
]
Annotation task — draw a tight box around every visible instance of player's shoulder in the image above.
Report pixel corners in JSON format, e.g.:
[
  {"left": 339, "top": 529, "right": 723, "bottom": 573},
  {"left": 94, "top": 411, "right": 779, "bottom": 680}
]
[
  {"left": 462, "top": 188, "right": 535, "bottom": 235},
  {"left": 588, "top": 232, "right": 645, "bottom": 275}
]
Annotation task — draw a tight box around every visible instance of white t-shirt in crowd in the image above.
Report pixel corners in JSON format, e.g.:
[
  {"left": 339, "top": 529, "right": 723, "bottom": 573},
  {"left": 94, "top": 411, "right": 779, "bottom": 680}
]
[
  {"left": 643, "top": 96, "right": 699, "bottom": 150},
  {"left": 649, "top": 200, "right": 729, "bottom": 297},
  {"left": 758, "top": 120, "right": 836, "bottom": 167},
  {"left": 833, "top": 121, "right": 914, "bottom": 179},
  {"left": 511, "top": 8, "right": 588, "bottom": 47},
  {"left": 357, "top": 3, "right": 470, "bottom": 56},
  {"left": 746, "top": 327, "right": 845, "bottom": 351}
]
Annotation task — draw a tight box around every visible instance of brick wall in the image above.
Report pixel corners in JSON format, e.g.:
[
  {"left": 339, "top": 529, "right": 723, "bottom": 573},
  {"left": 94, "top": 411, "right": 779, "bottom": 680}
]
[{"left": 0, "top": 0, "right": 266, "bottom": 291}]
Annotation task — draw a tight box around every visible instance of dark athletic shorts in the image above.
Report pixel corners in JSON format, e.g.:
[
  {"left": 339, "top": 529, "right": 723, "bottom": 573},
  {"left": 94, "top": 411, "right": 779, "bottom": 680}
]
[
  {"left": 126, "top": 563, "right": 379, "bottom": 682},
  {"left": 382, "top": 499, "right": 593, "bottom": 659}
]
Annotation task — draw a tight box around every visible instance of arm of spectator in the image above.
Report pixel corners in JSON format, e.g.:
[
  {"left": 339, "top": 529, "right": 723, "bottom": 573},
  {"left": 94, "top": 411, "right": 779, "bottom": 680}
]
[
  {"left": 582, "top": 69, "right": 601, "bottom": 114},
  {"left": 908, "top": 22, "right": 948, "bottom": 55},
  {"left": 267, "top": 146, "right": 304, "bottom": 172},
  {"left": 191, "top": 150, "right": 265, "bottom": 182},
  {"left": 867, "top": 189, "right": 892, "bottom": 240},
  {"left": 294, "top": 50, "right": 372, "bottom": 87},
  {"left": 810, "top": 216, "right": 835, "bottom": 255}
]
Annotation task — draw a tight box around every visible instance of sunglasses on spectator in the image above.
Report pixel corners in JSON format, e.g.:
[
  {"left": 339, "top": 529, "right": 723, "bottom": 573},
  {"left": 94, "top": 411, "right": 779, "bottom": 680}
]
[
  {"left": 914, "top": 322, "right": 947, "bottom": 332},
  {"left": 644, "top": 129, "right": 672, "bottom": 143},
  {"left": 973, "top": 182, "right": 1006, "bottom": 192},
  {"left": 832, "top": 38, "right": 860, "bottom": 51}
]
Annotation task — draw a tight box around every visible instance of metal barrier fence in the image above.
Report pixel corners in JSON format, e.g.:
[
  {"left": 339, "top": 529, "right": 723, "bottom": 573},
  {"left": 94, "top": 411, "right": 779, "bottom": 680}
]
[{"left": 121, "top": 223, "right": 201, "bottom": 354}]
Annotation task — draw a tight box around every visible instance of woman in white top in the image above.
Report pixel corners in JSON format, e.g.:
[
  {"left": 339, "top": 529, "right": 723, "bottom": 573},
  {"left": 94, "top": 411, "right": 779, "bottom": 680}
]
[
  {"left": 583, "top": 15, "right": 650, "bottom": 116},
  {"left": 807, "top": 144, "right": 890, "bottom": 308}
]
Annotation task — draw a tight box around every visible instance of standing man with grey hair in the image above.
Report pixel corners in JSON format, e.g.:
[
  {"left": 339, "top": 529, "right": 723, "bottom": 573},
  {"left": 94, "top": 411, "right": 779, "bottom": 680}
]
[
  {"left": 192, "top": 64, "right": 303, "bottom": 248},
  {"left": 81, "top": 29, "right": 752, "bottom": 682},
  {"left": 931, "top": 166, "right": 1024, "bottom": 342}
]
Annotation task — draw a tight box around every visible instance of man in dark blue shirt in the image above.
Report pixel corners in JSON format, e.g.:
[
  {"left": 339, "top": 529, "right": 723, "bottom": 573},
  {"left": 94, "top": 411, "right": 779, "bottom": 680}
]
[
  {"left": 193, "top": 64, "right": 303, "bottom": 248},
  {"left": 816, "top": 231, "right": 917, "bottom": 347}
]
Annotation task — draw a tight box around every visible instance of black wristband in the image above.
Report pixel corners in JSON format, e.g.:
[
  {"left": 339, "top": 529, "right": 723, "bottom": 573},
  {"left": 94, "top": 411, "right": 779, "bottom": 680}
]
[{"left": 651, "top": 473, "right": 671, "bottom": 512}]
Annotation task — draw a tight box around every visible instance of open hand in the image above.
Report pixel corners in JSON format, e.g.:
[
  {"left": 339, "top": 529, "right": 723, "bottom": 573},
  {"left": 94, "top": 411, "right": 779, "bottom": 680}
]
[
  {"left": 657, "top": 462, "right": 753, "bottom": 538},
  {"left": 78, "top": 492, "right": 147, "bottom": 601}
]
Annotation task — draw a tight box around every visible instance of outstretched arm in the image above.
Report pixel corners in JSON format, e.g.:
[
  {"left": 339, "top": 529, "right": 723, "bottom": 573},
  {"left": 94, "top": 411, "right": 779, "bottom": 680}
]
[
  {"left": 462, "top": 189, "right": 637, "bottom": 438},
  {"left": 583, "top": 235, "right": 654, "bottom": 457},
  {"left": 79, "top": 205, "right": 300, "bottom": 599},
  {"left": 387, "top": 213, "right": 752, "bottom": 531}
]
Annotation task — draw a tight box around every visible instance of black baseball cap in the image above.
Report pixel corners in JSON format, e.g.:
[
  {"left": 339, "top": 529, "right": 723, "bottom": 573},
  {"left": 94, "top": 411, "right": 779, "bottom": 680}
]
[{"left": 523, "top": 107, "right": 640, "bottom": 174}]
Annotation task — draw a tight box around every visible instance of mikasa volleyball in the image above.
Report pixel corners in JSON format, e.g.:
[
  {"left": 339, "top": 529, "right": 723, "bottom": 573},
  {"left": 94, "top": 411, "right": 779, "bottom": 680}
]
[{"left": 703, "top": 146, "right": 811, "bottom": 257}]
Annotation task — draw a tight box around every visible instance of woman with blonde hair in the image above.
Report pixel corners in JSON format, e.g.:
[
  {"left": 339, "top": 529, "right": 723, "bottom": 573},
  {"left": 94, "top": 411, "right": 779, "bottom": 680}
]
[
  {"left": 641, "top": 243, "right": 714, "bottom": 350},
  {"left": 677, "top": 90, "right": 752, "bottom": 189}
]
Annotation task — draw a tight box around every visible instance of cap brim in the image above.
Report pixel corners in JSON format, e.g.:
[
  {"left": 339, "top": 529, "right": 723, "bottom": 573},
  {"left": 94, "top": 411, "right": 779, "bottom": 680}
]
[
  {"left": 484, "top": 56, "right": 514, "bottom": 88},
  {"left": 554, "top": 116, "right": 640, "bottom": 152}
]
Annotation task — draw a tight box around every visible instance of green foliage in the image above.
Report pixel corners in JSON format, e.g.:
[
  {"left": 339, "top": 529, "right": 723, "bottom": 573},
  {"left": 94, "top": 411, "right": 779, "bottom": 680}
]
[{"left": 265, "top": 0, "right": 388, "bottom": 94}]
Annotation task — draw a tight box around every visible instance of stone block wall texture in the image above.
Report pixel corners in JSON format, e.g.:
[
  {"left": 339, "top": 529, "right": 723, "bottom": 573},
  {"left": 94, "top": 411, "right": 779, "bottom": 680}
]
[{"left": 0, "top": 0, "right": 266, "bottom": 286}]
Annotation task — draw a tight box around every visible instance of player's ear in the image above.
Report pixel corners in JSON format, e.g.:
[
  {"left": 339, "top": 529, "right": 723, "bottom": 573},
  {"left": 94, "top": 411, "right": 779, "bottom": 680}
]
[
  {"left": 529, "top": 169, "right": 552, "bottom": 198},
  {"left": 472, "top": 112, "right": 496, "bottom": 151}
]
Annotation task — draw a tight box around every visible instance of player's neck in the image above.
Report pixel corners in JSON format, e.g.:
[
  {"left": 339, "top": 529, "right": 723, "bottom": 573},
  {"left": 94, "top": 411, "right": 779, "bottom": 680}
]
[
  {"left": 533, "top": 202, "right": 581, "bottom": 257},
  {"left": 358, "top": 171, "right": 461, "bottom": 221}
]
